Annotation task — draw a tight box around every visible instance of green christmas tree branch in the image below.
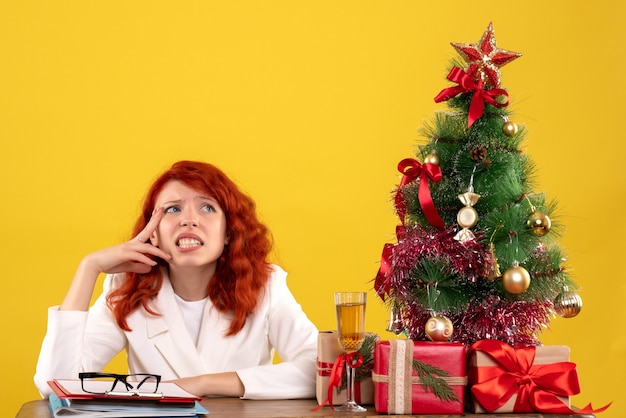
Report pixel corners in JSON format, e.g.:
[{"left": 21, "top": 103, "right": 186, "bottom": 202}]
[{"left": 412, "top": 359, "right": 461, "bottom": 403}]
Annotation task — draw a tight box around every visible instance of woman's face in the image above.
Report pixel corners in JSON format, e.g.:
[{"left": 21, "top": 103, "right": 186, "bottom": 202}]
[{"left": 150, "top": 180, "right": 228, "bottom": 273}]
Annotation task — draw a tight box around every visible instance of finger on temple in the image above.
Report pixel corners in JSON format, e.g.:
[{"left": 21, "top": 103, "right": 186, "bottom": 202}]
[{"left": 143, "top": 207, "right": 164, "bottom": 235}]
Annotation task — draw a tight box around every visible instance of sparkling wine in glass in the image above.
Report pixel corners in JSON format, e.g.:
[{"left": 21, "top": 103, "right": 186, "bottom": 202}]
[{"left": 334, "top": 291, "right": 367, "bottom": 412}]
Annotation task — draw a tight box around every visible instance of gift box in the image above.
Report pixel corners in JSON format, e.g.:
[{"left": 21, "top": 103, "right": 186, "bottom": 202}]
[
  {"left": 315, "top": 331, "right": 376, "bottom": 406},
  {"left": 468, "top": 339, "right": 578, "bottom": 414},
  {"left": 372, "top": 339, "right": 467, "bottom": 414}
]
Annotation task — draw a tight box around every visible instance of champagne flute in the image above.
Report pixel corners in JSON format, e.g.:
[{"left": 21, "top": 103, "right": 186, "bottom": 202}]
[{"left": 334, "top": 291, "right": 367, "bottom": 412}]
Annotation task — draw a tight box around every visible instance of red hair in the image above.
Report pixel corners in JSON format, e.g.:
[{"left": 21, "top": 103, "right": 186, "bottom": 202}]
[{"left": 107, "top": 161, "right": 272, "bottom": 336}]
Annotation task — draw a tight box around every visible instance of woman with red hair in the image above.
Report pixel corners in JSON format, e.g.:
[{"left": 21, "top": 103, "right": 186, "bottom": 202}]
[{"left": 35, "top": 161, "right": 318, "bottom": 399}]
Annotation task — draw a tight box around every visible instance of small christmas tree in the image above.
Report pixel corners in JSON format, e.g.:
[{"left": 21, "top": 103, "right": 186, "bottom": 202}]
[{"left": 374, "top": 23, "right": 582, "bottom": 347}]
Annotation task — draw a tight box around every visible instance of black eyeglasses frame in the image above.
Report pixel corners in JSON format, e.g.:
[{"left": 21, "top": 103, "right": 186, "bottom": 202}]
[{"left": 78, "top": 372, "right": 162, "bottom": 397}]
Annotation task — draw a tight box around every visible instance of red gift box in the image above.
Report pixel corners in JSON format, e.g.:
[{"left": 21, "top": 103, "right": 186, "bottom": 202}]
[
  {"left": 468, "top": 339, "right": 579, "bottom": 414},
  {"left": 373, "top": 339, "right": 467, "bottom": 414}
]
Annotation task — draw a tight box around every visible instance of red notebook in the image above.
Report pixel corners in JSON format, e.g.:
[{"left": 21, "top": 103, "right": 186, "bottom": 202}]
[{"left": 48, "top": 379, "right": 201, "bottom": 404}]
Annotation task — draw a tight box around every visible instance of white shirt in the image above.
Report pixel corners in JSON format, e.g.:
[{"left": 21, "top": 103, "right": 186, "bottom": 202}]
[
  {"left": 174, "top": 294, "right": 207, "bottom": 346},
  {"left": 34, "top": 265, "right": 318, "bottom": 400}
]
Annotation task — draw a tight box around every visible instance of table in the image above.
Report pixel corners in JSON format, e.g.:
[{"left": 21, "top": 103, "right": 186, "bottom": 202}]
[{"left": 16, "top": 397, "right": 595, "bottom": 418}]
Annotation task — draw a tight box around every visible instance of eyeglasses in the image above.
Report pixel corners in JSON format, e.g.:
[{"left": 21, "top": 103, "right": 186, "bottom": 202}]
[{"left": 78, "top": 372, "right": 162, "bottom": 397}]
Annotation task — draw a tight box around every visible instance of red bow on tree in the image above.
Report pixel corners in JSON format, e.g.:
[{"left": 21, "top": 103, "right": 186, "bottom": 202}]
[
  {"left": 434, "top": 66, "right": 509, "bottom": 127},
  {"left": 374, "top": 242, "right": 394, "bottom": 300},
  {"left": 394, "top": 158, "right": 444, "bottom": 230},
  {"left": 374, "top": 226, "right": 407, "bottom": 300}
]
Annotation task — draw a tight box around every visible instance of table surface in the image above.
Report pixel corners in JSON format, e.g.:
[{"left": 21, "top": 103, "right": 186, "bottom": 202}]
[{"left": 16, "top": 397, "right": 595, "bottom": 418}]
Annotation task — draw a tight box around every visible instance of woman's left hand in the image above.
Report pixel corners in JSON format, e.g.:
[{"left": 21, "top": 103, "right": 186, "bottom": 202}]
[{"left": 171, "top": 372, "right": 244, "bottom": 397}]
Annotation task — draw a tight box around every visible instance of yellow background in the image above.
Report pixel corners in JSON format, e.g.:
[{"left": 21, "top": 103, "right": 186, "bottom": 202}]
[{"left": 1, "top": 1, "right": 624, "bottom": 416}]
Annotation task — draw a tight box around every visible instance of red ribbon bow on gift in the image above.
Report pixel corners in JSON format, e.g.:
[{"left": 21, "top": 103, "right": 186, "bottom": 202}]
[
  {"left": 394, "top": 158, "right": 445, "bottom": 230},
  {"left": 469, "top": 339, "right": 611, "bottom": 415},
  {"left": 312, "top": 352, "right": 364, "bottom": 411},
  {"left": 434, "top": 66, "right": 509, "bottom": 127}
]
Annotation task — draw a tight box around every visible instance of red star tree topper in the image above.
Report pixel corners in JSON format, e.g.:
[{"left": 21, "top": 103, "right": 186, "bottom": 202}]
[{"left": 451, "top": 22, "right": 522, "bottom": 88}]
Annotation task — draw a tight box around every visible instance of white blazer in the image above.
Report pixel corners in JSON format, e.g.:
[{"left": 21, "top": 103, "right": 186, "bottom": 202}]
[{"left": 34, "top": 265, "right": 318, "bottom": 399}]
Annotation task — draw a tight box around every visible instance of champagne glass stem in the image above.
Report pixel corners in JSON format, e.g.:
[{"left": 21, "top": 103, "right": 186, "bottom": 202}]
[
  {"left": 339, "top": 357, "right": 365, "bottom": 411},
  {"left": 346, "top": 360, "right": 356, "bottom": 405}
]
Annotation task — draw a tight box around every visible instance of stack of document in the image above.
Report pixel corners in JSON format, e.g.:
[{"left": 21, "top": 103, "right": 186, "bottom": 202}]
[{"left": 47, "top": 379, "right": 208, "bottom": 417}]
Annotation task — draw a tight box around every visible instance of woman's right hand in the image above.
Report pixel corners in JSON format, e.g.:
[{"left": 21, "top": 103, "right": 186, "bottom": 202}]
[
  {"left": 60, "top": 208, "right": 171, "bottom": 311},
  {"left": 82, "top": 207, "right": 171, "bottom": 276}
]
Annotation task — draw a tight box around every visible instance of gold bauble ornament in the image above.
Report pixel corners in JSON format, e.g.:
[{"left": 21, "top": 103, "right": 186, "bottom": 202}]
[
  {"left": 502, "top": 263, "right": 531, "bottom": 294},
  {"left": 554, "top": 289, "right": 583, "bottom": 318},
  {"left": 527, "top": 210, "right": 551, "bottom": 236},
  {"left": 423, "top": 152, "right": 439, "bottom": 166},
  {"left": 425, "top": 315, "right": 454, "bottom": 341},
  {"left": 502, "top": 121, "right": 518, "bottom": 136}
]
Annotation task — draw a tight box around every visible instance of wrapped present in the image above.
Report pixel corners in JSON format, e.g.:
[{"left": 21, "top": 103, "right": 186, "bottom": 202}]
[
  {"left": 315, "top": 331, "right": 376, "bottom": 407},
  {"left": 373, "top": 339, "right": 467, "bottom": 414},
  {"left": 468, "top": 339, "right": 607, "bottom": 414}
]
